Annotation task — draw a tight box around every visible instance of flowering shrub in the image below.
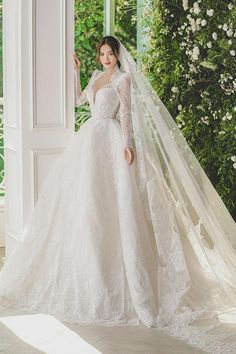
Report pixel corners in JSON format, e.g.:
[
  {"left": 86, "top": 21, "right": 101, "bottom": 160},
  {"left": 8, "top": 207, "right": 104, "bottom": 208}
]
[{"left": 141, "top": 0, "right": 236, "bottom": 219}]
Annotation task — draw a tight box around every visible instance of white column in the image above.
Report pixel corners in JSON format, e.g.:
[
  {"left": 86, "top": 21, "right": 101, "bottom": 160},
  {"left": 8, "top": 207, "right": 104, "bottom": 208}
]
[
  {"left": 103, "top": 0, "right": 115, "bottom": 36},
  {"left": 3, "top": 0, "right": 74, "bottom": 257}
]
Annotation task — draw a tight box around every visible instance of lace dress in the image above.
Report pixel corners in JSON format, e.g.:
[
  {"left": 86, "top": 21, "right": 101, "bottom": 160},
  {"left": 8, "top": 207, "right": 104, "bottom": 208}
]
[
  {"left": 1, "top": 63, "right": 236, "bottom": 353},
  {"left": 0, "top": 64, "right": 159, "bottom": 327}
]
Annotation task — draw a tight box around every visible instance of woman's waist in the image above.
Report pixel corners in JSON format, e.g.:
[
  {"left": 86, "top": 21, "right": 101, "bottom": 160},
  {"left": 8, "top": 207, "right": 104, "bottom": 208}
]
[{"left": 91, "top": 113, "right": 119, "bottom": 121}]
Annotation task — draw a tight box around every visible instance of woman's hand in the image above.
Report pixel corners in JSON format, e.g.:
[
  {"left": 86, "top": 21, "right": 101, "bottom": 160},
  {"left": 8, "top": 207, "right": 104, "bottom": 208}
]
[
  {"left": 124, "top": 147, "right": 135, "bottom": 165},
  {"left": 74, "top": 52, "right": 81, "bottom": 70}
]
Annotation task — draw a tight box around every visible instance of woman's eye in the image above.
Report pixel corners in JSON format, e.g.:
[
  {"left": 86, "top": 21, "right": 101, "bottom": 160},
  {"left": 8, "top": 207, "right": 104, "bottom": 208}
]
[{"left": 100, "top": 52, "right": 113, "bottom": 56}]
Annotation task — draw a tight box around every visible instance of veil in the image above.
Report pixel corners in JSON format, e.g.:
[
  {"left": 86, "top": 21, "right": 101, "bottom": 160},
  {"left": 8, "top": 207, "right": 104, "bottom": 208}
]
[{"left": 117, "top": 37, "right": 236, "bottom": 349}]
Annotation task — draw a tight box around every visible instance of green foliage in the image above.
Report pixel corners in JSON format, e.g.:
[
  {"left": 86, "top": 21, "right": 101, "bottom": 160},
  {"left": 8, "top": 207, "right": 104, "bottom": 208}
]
[
  {"left": 74, "top": 0, "right": 103, "bottom": 84},
  {"left": 74, "top": 0, "right": 104, "bottom": 130},
  {"left": 115, "top": 0, "right": 137, "bottom": 59},
  {"left": 141, "top": 0, "right": 236, "bottom": 219}
]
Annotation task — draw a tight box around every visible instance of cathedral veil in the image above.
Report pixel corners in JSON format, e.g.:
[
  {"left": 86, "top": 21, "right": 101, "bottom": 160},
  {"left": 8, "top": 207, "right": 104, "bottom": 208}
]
[{"left": 117, "top": 38, "right": 236, "bottom": 331}]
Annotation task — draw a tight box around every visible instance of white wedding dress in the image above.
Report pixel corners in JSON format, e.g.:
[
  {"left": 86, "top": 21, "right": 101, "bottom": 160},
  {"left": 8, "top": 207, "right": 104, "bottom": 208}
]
[
  {"left": 0, "top": 64, "right": 158, "bottom": 326},
  {"left": 0, "top": 62, "right": 236, "bottom": 353}
]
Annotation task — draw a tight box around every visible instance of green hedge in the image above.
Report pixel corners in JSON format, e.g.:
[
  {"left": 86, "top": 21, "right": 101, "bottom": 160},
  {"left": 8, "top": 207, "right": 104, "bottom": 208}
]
[
  {"left": 74, "top": 0, "right": 104, "bottom": 130},
  {"left": 141, "top": 0, "right": 236, "bottom": 219}
]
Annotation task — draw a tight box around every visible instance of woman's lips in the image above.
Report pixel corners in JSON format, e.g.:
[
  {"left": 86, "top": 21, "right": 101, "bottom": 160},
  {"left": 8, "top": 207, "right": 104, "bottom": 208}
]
[{"left": 105, "top": 62, "right": 111, "bottom": 64}]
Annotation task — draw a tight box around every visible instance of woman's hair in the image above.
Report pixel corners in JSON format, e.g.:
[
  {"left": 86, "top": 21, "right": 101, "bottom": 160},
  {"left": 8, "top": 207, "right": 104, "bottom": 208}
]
[{"left": 96, "top": 36, "right": 121, "bottom": 68}]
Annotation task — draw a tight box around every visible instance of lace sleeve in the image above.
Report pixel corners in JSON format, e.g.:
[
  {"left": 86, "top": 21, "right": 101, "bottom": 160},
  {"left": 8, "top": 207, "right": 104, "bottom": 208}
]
[
  {"left": 74, "top": 68, "right": 98, "bottom": 107},
  {"left": 116, "top": 73, "right": 133, "bottom": 149}
]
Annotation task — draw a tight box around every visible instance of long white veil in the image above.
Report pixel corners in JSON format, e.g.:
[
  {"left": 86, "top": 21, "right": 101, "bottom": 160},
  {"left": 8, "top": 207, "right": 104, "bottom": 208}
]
[{"left": 117, "top": 37, "right": 236, "bottom": 351}]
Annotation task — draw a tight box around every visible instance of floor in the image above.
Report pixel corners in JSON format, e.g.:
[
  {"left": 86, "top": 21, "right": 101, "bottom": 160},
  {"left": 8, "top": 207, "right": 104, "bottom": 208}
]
[{"left": 0, "top": 247, "right": 205, "bottom": 353}]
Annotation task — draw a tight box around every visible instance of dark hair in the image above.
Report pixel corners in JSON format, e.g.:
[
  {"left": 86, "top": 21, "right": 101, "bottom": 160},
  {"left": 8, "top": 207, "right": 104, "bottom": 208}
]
[{"left": 96, "top": 36, "right": 121, "bottom": 68}]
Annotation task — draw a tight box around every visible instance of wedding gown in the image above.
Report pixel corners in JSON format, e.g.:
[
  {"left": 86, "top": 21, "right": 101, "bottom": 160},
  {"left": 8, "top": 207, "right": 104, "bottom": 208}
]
[
  {"left": 0, "top": 62, "right": 236, "bottom": 353},
  {"left": 0, "top": 64, "right": 158, "bottom": 327}
]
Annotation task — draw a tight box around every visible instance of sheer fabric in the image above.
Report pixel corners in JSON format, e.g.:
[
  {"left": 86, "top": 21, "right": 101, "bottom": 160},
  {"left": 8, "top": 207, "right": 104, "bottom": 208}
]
[
  {"left": 0, "top": 39, "right": 235, "bottom": 354},
  {"left": 75, "top": 66, "right": 133, "bottom": 148}
]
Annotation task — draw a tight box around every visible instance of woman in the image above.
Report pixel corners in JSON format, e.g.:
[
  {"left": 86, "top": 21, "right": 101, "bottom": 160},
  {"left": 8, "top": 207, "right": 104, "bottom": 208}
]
[{"left": 0, "top": 36, "right": 236, "bottom": 353}]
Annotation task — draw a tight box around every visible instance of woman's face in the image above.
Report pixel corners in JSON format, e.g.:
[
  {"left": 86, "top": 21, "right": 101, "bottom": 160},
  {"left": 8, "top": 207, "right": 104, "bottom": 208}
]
[{"left": 99, "top": 44, "right": 118, "bottom": 70}]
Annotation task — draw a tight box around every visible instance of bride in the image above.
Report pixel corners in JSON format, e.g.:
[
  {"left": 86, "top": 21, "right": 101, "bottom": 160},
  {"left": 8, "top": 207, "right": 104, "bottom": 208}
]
[{"left": 0, "top": 35, "right": 236, "bottom": 353}]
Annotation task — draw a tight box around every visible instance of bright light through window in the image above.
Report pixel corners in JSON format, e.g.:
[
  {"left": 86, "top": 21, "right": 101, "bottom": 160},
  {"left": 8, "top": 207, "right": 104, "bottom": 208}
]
[{"left": 0, "top": 313, "right": 101, "bottom": 354}]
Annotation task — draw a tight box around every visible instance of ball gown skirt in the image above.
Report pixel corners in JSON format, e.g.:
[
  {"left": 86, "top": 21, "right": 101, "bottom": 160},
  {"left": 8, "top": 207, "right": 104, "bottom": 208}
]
[{"left": 0, "top": 115, "right": 159, "bottom": 328}]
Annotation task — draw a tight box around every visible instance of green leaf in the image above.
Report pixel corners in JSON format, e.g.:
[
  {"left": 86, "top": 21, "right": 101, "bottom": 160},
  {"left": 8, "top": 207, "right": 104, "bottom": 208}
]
[
  {"left": 87, "top": 18, "right": 94, "bottom": 28},
  {"left": 199, "top": 61, "right": 217, "bottom": 71},
  {"left": 218, "top": 38, "right": 230, "bottom": 50}
]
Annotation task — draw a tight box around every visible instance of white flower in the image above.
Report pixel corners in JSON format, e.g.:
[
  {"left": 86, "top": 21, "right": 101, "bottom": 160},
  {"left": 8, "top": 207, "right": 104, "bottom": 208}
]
[
  {"left": 227, "top": 29, "right": 233, "bottom": 37},
  {"left": 233, "top": 162, "right": 236, "bottom": 169},
  {"left": 230, "top": 50, "right": 236, "bottom": 56},
  {"left": 207, "top": 41, "right": 212, "bottom": 48},
  {"left": 201, "top": 19, "right": 207, "bottom": 26},
  {"left": 196, "top": 18, "right": 201, "bottom": 24},
  {"left": 193, "top": 2, "right": 201, "bottom": 14},
  {"left": 206, "top": 9, "right": 214, "bottom": 16},
  {"left": 218, "top": 25, "right": 222, "bottom": 29},
  {"left": 171, "top": 86, "right": 179, "bottom": 93},
  {"left": 234, "top": 107, "right": 236, "bottom": 112},
  {"left": 212, "top": 32, "right": 217, "bottom": 40},
  {"left": 228, "top": 39, "right": 232, "bottom": 45},
  {"left": 194, "top": 7, "right": 201, "bottom": 14},
  {"left": 231, "top": 156, "right": 236, "bottom": 162},
  {"left": 191, "top": 23, "right": 197, "bottom": 32},
  {"left": 178, "top": 104, "right": 182, "bottom": 111},
  {"left": 223, "top": 23, "right": 228, "bottom": 31},
  {"left": 192, "top": 46, "right": 200, "bottom": 60},
  {"left": 182, "top": 0, "right": 188, "bottom": 10},
  {"left": 228, "top": 4, "right": 233, "bottom": 10}
]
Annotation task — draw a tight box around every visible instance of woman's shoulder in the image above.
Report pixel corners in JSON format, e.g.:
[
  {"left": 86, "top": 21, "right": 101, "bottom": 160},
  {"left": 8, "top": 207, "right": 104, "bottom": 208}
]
[
  {"left": 116, "top": 71, "right": 131, "bottom": 87},
  {"left": 92, "top": 69, "right": 101, "bottom": 77}
]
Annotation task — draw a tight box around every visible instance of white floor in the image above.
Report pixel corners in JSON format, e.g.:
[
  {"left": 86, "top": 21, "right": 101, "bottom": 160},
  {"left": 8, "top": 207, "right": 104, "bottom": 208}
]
[{"left": 0, "top": 247, "right": 205, "bottom": 353}]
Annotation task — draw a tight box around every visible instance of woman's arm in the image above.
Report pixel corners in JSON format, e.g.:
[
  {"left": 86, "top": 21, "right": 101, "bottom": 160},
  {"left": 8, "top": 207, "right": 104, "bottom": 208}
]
[
  {"left": 74, "top": 67, "right": 89, "bottom": 107},
  {"left": 116, "top": 73, "right": 133, "bottom": 149}
]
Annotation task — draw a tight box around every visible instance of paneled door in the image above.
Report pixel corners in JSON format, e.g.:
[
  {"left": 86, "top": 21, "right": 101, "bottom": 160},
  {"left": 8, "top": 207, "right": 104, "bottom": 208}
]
[{"left": 3, "top": 0, "right": 74, "bottom": 257}]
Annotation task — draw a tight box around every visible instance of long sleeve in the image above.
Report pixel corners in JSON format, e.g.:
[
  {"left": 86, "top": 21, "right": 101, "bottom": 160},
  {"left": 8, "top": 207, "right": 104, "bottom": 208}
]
[
  {"left": 74, "top": 68, "right": 98, "bottom": 107},
  {"left": 74, "top": 67, "right": 88, "bottom": 107},
  {"left": 116, "top": 73, "right": 133, "bottom": 149}
]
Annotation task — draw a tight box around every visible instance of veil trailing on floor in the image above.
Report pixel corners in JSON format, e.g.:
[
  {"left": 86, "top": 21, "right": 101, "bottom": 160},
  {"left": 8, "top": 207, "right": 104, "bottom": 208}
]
[{"left": 117, "top": 37, "right": 236, "bottom": 351}]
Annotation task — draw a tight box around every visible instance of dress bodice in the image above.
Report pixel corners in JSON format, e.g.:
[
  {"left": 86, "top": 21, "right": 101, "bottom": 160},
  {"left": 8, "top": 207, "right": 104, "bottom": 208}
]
[
  {"left": 88, "top": 78, "right": 120, "bottom": 120},
  {"left": 74, "top": 64, "right": 133, "bottom": 148}
]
